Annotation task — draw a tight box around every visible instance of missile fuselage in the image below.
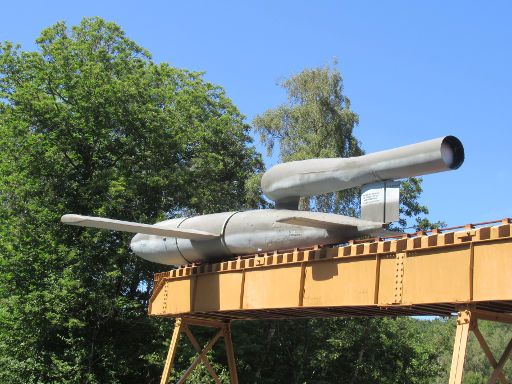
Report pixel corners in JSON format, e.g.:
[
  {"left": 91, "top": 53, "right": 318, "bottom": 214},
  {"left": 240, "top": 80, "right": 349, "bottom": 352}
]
[{"left": 130, "top": 210, "right": 384, "bottom": 265}]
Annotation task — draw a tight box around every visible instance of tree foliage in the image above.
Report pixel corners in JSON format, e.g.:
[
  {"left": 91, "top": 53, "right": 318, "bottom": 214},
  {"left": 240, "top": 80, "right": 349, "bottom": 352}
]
[
  {"left": 233, "top": 317, "right": 444, "bottom": 383},
  {"left": 0, "top": 17, "right": 262, "bottom": 383}
]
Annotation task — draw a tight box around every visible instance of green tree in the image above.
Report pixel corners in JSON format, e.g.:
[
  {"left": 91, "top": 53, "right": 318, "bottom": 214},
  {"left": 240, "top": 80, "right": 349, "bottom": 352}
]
[
  {"left": 0, "top": 17, "right": 262, "bottom": 383},
  {"left": 233, "top": 317, "right": 443, "bottom": 383}
]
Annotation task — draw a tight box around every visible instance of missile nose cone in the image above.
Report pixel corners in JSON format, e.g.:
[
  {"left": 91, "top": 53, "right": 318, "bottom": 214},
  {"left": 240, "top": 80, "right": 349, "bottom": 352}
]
[{"left": 130, "top": 234, "right": 145, "bottom": 256}]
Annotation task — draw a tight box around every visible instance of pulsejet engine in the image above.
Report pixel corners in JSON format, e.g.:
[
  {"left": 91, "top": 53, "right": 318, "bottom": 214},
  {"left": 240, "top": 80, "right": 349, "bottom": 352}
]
[{"left": 62, "top": 136, "right": 464, "bottom": 265}]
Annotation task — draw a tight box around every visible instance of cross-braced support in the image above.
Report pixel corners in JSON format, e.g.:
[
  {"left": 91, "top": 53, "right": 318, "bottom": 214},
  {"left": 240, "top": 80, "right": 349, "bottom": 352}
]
[
  {"left": 160, "top": 317, "right": 239, "bottom": 384},
  {"left": 449, "top": 309, "right": 512, "bottom": 384}
]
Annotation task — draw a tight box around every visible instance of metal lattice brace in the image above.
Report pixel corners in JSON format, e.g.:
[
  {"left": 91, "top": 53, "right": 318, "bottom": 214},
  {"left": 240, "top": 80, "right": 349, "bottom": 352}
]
[
  {"left": 449, "top": 309, "right": 512, "bottom": 384},
  {"left": 160, "top": 317, "right": 239, "bottom": 384}
]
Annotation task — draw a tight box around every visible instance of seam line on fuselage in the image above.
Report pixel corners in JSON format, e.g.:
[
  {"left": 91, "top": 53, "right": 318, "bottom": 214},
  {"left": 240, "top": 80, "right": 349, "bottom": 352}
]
[
  {"left": 219, "top": 211, "right": 239, "bottom": 256},
  {"left": 175, "top": 217, "right": 192, "bottom": 264}
]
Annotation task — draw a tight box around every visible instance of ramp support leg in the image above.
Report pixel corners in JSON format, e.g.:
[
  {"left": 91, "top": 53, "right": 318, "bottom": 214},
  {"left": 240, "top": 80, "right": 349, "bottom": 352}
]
[
  {"left": 223, "top": 321, "right": 239, "bottom": 383},
  {"left": 160, "top": 317, "right": 238, "bottom": 384},
  {"left": 449, "top": 310, "right": 471, "bottom": 384},
  {"left": 449, "top": 309, "right": 512, "bottom": 384},
  {"left": 161, "top": 318, "right": 184, "bottom": 384}
]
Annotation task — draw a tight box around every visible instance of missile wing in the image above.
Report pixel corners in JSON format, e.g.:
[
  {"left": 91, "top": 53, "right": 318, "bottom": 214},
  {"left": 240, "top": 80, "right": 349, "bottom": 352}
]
[
  {"left": 61, "top": 214, "right": 218, "bottom": 240},
  {"left": 276, "top": 214, "right": 403, "bottom": 237}
]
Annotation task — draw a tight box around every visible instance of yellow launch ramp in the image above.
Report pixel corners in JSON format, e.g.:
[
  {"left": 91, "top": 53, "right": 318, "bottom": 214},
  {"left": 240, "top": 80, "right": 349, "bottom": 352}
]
[{"left": 153, "top": 219, "right": 512, "bottom": 384}]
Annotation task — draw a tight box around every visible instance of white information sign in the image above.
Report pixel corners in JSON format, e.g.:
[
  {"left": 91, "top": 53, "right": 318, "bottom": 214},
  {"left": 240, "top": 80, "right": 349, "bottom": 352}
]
[{"left": 361, "top": 181, "right": 400, "bottom": 223}]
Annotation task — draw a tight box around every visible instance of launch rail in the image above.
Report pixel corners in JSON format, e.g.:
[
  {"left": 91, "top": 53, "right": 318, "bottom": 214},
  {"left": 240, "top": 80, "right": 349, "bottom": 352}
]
[{"left": 153, "top": 219, "right": 512, "bottom": 384}]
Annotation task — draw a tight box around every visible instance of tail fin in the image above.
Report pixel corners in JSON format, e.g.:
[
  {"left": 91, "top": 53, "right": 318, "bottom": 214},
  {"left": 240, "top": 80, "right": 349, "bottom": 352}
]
[{"left": 360, "top": 181, "right": 400, "bottom": 223}]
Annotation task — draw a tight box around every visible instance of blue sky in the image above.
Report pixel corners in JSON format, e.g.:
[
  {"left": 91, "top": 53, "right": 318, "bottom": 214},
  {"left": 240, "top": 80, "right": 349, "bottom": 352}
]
[{"left": 1, "top": 1, "right": 510, "bottom": 227}]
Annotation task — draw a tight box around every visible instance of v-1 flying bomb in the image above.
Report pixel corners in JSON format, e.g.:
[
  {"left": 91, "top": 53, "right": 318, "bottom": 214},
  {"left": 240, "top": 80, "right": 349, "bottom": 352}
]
[{"left": 62, "top": 136, "right": 464, "bottom": 265}]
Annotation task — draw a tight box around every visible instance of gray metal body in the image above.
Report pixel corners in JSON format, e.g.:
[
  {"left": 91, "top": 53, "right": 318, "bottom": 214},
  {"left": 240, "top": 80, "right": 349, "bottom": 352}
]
[
  {"left": 129, "top": 210, "right": 384, "bottom": 265},
  {"left": 62, "top": 135, "right": 465, "bottom": 266},
  {"left": 262, "top": 136, "right": 464, "bottom": 208}
]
